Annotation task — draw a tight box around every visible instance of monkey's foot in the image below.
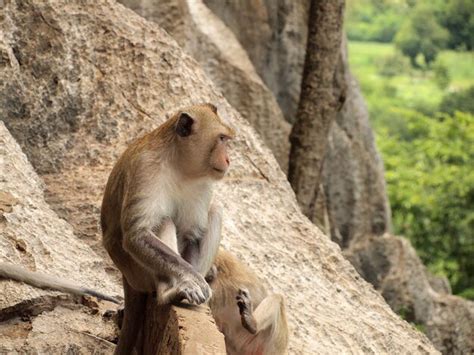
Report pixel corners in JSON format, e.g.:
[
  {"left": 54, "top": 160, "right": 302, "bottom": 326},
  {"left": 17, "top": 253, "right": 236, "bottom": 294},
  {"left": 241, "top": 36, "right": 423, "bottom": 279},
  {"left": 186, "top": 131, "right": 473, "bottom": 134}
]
[{"left": 237, "top": 288, "right": 257, "bottom": 334}]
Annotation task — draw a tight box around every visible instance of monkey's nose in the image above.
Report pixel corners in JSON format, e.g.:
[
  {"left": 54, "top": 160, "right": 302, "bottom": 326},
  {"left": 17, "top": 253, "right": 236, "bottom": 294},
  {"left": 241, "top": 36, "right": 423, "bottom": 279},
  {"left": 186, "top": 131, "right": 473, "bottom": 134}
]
[{"left": 226, "top": 157, "right": 230, "bottom": 165}]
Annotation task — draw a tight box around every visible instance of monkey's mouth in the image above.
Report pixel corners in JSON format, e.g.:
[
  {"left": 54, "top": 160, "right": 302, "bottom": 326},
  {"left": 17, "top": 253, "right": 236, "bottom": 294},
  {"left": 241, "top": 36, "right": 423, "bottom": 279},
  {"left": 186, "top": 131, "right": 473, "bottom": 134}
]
[{"left": 213, "top": 167, "right": 225, "bottom": 174}]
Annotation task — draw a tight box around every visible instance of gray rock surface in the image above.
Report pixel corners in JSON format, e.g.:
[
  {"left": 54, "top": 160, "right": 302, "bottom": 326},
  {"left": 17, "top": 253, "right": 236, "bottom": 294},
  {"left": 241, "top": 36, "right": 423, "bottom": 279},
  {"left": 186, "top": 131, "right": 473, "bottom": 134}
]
[
  {"left": 346, "top": 234, "right": 474, "bottom": 354},
  {"left": 0, "top": 121, "right": 119, "bottom": 353},
  {"left": 204, "top": 0, "right": 310, "bottom": 122},
  {"left": 322, "top": 40, "right": 391, "bottom": 248},
  {"left": 0, "top": 1, "right": 437, "bottom": 353},
  {"left": 121, "top": 0, "right": 291, "bottom": 170}
]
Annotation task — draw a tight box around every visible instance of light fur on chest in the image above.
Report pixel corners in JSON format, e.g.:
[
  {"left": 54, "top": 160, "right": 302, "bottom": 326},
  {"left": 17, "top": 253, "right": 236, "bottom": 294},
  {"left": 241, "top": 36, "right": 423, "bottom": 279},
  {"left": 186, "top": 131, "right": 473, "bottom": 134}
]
[{"left": 135, "top": 169, "right": 212, "bottom": 239}]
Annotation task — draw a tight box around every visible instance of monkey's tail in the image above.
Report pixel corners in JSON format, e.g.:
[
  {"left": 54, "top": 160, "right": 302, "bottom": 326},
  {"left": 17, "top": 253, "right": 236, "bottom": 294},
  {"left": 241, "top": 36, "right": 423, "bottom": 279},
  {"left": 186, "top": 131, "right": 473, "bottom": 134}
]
[{"left": 0, "top": 262, "right": 121, "bottom": 304}]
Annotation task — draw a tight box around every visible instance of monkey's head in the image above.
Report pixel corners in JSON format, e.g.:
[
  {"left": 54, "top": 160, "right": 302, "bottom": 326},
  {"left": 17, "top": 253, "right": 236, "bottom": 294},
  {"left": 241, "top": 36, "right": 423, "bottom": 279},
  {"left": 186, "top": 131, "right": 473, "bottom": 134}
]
[{"left": 172, "top": 103, "right": 235, "bottom": 180}]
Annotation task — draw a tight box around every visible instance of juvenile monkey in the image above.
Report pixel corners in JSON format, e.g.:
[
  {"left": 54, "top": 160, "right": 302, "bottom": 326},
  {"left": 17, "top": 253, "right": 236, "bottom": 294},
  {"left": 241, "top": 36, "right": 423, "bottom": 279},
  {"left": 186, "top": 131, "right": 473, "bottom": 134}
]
[
  {"left": 0, "top": 262, "right": 120, "bottom": 303},
  {"left": 100, "top": 103, "right": 234, "bottom": 354},
  {"left": 207, "top": 250, "right": 289, "bottom": 355}
]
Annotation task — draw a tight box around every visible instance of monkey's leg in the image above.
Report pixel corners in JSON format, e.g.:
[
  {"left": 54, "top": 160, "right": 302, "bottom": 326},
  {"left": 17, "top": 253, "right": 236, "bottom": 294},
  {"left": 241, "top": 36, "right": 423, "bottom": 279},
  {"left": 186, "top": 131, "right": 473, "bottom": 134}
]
[
  {"left": 122, "top": 223, "right": 211, "bottom": 304},
  {"left": 237, "top": 290, "right": 286, "bottom": 335},
  {"left": 157, "top": 217, "right": 178, "bottom": 253},
  {"left": 183, "top": 203, "right": 223, "bottom": 276},
  {"left": 153, "top": 219, "right": 213, "bottom": 305},
  {"left": 154, "top": 220, "right": 184, "bottom": 305},
  {"left": 114, "top": 278, "right": 147, "bottom": 355},
  {"left": 252, "top": 294, "right": 286, "bottom": 334}
]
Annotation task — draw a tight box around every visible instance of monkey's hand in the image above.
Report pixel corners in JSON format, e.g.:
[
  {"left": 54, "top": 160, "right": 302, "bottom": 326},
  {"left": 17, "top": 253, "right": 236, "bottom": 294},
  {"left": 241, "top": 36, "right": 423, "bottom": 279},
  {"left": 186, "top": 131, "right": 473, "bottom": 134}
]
[
  {"left": 237, "top": 288, "right": 257, "bottom": 334},
  {"left": 175, "top": 272, "right": 212, "bottom": 305}
]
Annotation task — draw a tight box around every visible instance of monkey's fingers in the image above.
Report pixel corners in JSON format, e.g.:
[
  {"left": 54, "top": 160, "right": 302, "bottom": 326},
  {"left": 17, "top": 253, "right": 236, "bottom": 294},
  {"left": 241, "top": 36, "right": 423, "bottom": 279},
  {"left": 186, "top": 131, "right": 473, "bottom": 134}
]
[
  {"left": 236, "top": 288, "right": 253, "bottom": 313},
  {"left": 236, "top": 288, "right": 257, "bottom": 333},
  {"left": 177, "top": 282, "right": 211, "bottom": 305},
  {"left": 201, "top": 283, "right": 212, "bottom": 300}
]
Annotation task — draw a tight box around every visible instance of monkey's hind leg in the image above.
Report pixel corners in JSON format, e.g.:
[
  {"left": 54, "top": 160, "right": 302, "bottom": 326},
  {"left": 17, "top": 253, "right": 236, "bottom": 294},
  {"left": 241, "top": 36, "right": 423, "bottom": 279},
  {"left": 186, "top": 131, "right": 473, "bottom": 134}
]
[
  {"left": 195, "top": 203, "right": 223, "bottom": 276},
  {"left": 114, "top": 278, "right": 147, "bottom": 355},
  {"left": 253, "top": 293, "right": 288, "bottom": 352},
  {"left": 237, "top": 290, "right": 287, "bottom": 336}
]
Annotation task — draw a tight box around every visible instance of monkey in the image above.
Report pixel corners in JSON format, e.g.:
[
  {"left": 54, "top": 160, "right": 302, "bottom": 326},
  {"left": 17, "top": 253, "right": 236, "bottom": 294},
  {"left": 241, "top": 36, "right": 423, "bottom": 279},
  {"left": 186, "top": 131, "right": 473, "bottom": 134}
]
[
  {"left": 0, "top": 262, "right": 120, "bottom": 304},
  {"left": 130, "top": 221, "right": 289, "bottom": 355},
  {"left": 206, "top": 250, "right": 289, "bottom": 355},
  {"left": 100, "top": 103, "right": 235, "bottom": 354}
]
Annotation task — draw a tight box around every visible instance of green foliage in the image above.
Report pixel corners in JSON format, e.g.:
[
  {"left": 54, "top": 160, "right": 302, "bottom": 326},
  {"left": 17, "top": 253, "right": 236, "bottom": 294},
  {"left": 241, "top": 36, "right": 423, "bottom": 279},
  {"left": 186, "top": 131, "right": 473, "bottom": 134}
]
[
  {"left": 377, "top": 111, "right": 474, "bottom": 295},
  {"left": 432, "top": 61, "right": 451, "bottom": 89},
  {"left": 458, "top": 287, "right": 474, "bottom": 300},
  {"left": 397, "top": 306, "right": 427, "bottom": 331},
  {"left": 348, "top": 41, "right": 474, "bottom": 298},
  {"left": 414, "top": 323, "right": 426, "bottom": 333},
  {"left": 346, "top": 0, "right": 405, "bottom": 42},
  {"left": 377, "top": 53, "right": 410, "bottom": 77},
  {"left": 440, "top": 0, "right": 474, "bottom": 50},
  {"left": 439, "top": 86, "right": 474, "bottom": 115},
  {"left": 395, "top": 5, "right": 449, "bottom": 67},
  {"left": 348, "top": 41, "right": 474, "bottom": 123},
  {"left": 347, "top": 0, "right": 473, "bottom": 51}
]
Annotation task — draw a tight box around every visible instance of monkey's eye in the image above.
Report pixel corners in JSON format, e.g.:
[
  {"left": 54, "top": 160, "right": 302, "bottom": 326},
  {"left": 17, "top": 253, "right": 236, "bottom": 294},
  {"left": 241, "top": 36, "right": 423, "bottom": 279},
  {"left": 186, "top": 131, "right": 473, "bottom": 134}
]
[{"left": 219, "top": 134, "right": 228, "bottom": 142}]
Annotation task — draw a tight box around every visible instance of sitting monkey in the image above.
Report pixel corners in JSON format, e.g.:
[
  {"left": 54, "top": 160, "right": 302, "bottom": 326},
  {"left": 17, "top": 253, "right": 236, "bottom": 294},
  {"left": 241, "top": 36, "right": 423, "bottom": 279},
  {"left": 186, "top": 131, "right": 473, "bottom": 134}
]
[{"left": 100, "top": 103, "right": 234, "bottom": 354}]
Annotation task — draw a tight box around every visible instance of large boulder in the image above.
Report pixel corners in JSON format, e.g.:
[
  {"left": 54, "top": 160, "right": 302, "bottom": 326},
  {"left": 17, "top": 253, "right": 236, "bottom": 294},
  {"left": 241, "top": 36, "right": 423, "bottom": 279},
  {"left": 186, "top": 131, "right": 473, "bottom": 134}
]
[
  {"left": 1, "top": 1, "right": 436, "bottom": 353},
  {"left": 0, "top": 121, "right": 120, "bottom": 353},
  {"left": 346, "top": 234, "right": 474, "bottom": 354},
  {"left": 120, "top": 0, "right": 291, "bottom": 170}
]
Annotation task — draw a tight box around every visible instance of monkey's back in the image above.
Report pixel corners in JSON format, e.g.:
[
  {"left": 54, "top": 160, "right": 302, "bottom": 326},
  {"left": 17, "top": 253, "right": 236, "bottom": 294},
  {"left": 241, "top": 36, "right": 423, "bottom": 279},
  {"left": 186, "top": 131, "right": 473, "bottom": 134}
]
[
  {"left": 100, "top": 133, "right": 163, "bottom": 292},
  {"left": 100, "top": 129, "right": 162, "bottom": 245}
]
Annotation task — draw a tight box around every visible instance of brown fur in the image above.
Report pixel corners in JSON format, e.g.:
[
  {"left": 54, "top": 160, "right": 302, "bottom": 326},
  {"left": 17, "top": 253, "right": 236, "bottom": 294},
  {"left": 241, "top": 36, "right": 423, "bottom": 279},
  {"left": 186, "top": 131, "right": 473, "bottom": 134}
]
[
  {"left": 101, "top": 103, "right": 234, "bottom": 354},
  {"left": 209, "top": 250, "right": 289, "bottom": 355}
]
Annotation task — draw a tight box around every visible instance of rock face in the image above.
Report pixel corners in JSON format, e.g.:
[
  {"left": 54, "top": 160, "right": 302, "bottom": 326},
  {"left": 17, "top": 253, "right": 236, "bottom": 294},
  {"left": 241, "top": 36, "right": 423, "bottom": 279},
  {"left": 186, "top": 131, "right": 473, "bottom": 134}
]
[
  {"left": 0, "top": 1, "right": 437, "bottom": 353},
  {"left": 346, "top": 234, "right": 474, "bottom": 354},
  {"left": 0, "top": 121, "right": 120, "bottom": 353},
  {"left": 204, "top": 0, "right": 310, "bottom": 122},
  {"left": 120, "top": 0, "right": 291, "bottom": 170},
  {"left": 204, "top": 0, "right": 391, "bottom": 272},
  {"left": 322, "top": 40, "right": 391, "bottom": 248}
]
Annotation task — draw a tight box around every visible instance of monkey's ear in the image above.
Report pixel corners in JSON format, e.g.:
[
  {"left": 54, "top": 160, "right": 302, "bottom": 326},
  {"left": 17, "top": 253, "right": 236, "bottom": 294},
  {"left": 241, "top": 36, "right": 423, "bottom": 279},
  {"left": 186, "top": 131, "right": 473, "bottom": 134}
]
[
  {"left": 176, "top": 112, "right": 194, "bottom": 137},
  {"left": 205, "top": 103, "right": 217, "bottom": 114}
]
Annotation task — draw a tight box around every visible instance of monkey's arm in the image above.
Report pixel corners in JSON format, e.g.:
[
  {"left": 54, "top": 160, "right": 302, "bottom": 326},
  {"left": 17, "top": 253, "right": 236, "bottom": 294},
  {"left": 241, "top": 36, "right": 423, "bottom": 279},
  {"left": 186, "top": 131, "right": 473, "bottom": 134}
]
[
  {"left": 0, "top": 262, "right": 121, "bottom": 303},
  {"left": 120, "top": 197, "right": 202, "bottom": 279},
  {"left": 124, "top": 229, "right": 199, "bottom": 278},
  {"left": 122, "top": 228, "right": 211, "bottom": 304}
]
